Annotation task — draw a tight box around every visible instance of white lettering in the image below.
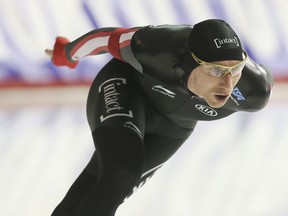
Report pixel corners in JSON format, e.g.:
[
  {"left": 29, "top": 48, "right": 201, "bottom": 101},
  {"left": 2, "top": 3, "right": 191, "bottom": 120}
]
[
  {"left": 214, "top": 37, "right": 239, "bottom": 48},
  {"left": 99, "top": 78, "right": 133, "bottom": 122},
  {"left": 195, "top": 104, "right": 218, "bottom": 116},
  {"left": 152, "top": 85, "right": 176, "bottom": 98}
]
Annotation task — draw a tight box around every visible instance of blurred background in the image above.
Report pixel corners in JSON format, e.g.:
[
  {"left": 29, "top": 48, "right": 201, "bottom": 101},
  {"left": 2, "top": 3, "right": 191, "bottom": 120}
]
[{"left": 0, "top": 0, "right": 287, "bottom": 215}]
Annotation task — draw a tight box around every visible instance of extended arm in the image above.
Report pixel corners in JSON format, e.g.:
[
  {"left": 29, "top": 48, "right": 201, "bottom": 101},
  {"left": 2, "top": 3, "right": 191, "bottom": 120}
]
[{"left": 45, "top": 27, "right": 139, "bottom": 68}]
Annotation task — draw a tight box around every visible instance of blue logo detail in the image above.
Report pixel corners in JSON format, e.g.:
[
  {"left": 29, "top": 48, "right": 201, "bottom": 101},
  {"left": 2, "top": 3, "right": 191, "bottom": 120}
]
[{"left": 232, "top": 87, "right": 245, "bottom": 101}]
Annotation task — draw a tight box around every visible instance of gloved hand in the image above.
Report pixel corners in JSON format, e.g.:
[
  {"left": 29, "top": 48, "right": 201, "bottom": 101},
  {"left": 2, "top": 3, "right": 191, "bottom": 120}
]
[{"left": 45, "top": 36, "right": 79, "bottom": 68}]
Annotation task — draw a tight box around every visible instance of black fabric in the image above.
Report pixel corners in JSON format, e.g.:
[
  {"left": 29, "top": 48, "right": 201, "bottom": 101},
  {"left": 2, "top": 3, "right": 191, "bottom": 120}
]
[
  {"left": 189, "top": 19, "right": 243, "bottom": 62},
  {"left": 86, "top": 59, "right": 145, "bottom": 135},
  {"left": 51, "top": 169, "right": 97, "bottom": 216},
  {"left": 52, "top": 59, "right": 195, "bottom": 216},
  {"left": 75, "top": 126, "right": 144, "bottom": 216},
  {"left": 52, "top": 128, "right": 191, "bottom": 216}
]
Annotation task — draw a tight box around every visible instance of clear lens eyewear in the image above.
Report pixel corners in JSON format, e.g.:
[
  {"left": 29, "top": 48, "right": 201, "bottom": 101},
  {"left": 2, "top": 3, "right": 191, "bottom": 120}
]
[{"left": 191, "top": 51, "right": 248, "bottom": 77}]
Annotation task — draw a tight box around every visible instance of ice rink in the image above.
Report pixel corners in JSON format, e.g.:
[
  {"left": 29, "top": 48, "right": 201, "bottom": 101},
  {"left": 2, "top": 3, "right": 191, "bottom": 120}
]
[{"left": 0, "top": 82, "right": 288, "bottom": 216}]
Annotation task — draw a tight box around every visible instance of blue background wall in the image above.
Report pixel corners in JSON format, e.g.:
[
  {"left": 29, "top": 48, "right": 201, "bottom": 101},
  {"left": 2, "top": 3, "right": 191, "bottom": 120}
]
[{"left": 0, "top": 0, "right": 287, "bottom": 85}]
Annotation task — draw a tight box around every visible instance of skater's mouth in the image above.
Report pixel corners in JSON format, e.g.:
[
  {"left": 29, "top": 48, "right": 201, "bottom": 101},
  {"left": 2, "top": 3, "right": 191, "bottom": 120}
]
[{"left": 214, "top": 94, "right": 229, "bottom": 102}]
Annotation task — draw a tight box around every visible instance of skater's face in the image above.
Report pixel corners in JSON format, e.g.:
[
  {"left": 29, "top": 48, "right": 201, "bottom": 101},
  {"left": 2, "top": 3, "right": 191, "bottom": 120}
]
[{"left": 187, "top": 58, "right": 245, "bottom": 108}]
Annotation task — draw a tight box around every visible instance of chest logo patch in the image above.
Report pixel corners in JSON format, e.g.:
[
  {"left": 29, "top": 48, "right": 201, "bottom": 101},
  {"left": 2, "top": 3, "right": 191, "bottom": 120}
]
[{"left": 195, "top": 104, "right": 218, "bottom": 117}]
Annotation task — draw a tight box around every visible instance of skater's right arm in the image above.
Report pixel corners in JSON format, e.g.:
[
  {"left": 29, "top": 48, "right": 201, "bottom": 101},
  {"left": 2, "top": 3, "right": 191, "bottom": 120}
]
[{"left": 45, "top": 27, "right": 140, "bottom": 68}]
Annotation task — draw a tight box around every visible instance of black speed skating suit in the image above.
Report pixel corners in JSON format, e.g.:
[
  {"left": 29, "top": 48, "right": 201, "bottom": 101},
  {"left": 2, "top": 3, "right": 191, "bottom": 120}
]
[{"left": 51, "top": 24, "right": 272, "bottom": 216}]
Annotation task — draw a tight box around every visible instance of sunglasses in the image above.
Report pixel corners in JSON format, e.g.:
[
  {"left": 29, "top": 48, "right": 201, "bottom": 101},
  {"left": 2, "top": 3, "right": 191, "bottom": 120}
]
[{"left": 191, "top": 50, "right": 248, "bottom": 77}]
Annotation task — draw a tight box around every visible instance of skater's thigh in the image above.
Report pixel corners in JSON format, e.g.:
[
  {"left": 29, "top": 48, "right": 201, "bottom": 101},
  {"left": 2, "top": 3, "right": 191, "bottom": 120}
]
[{"left": 86, "top": 59, "right": 145, "bottom": 138}]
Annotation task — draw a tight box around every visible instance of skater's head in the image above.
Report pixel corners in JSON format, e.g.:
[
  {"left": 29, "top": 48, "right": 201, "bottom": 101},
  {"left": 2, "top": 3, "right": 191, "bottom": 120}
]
[{"left": 187, "top": 19, "right": 248, "bottom": 108}]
